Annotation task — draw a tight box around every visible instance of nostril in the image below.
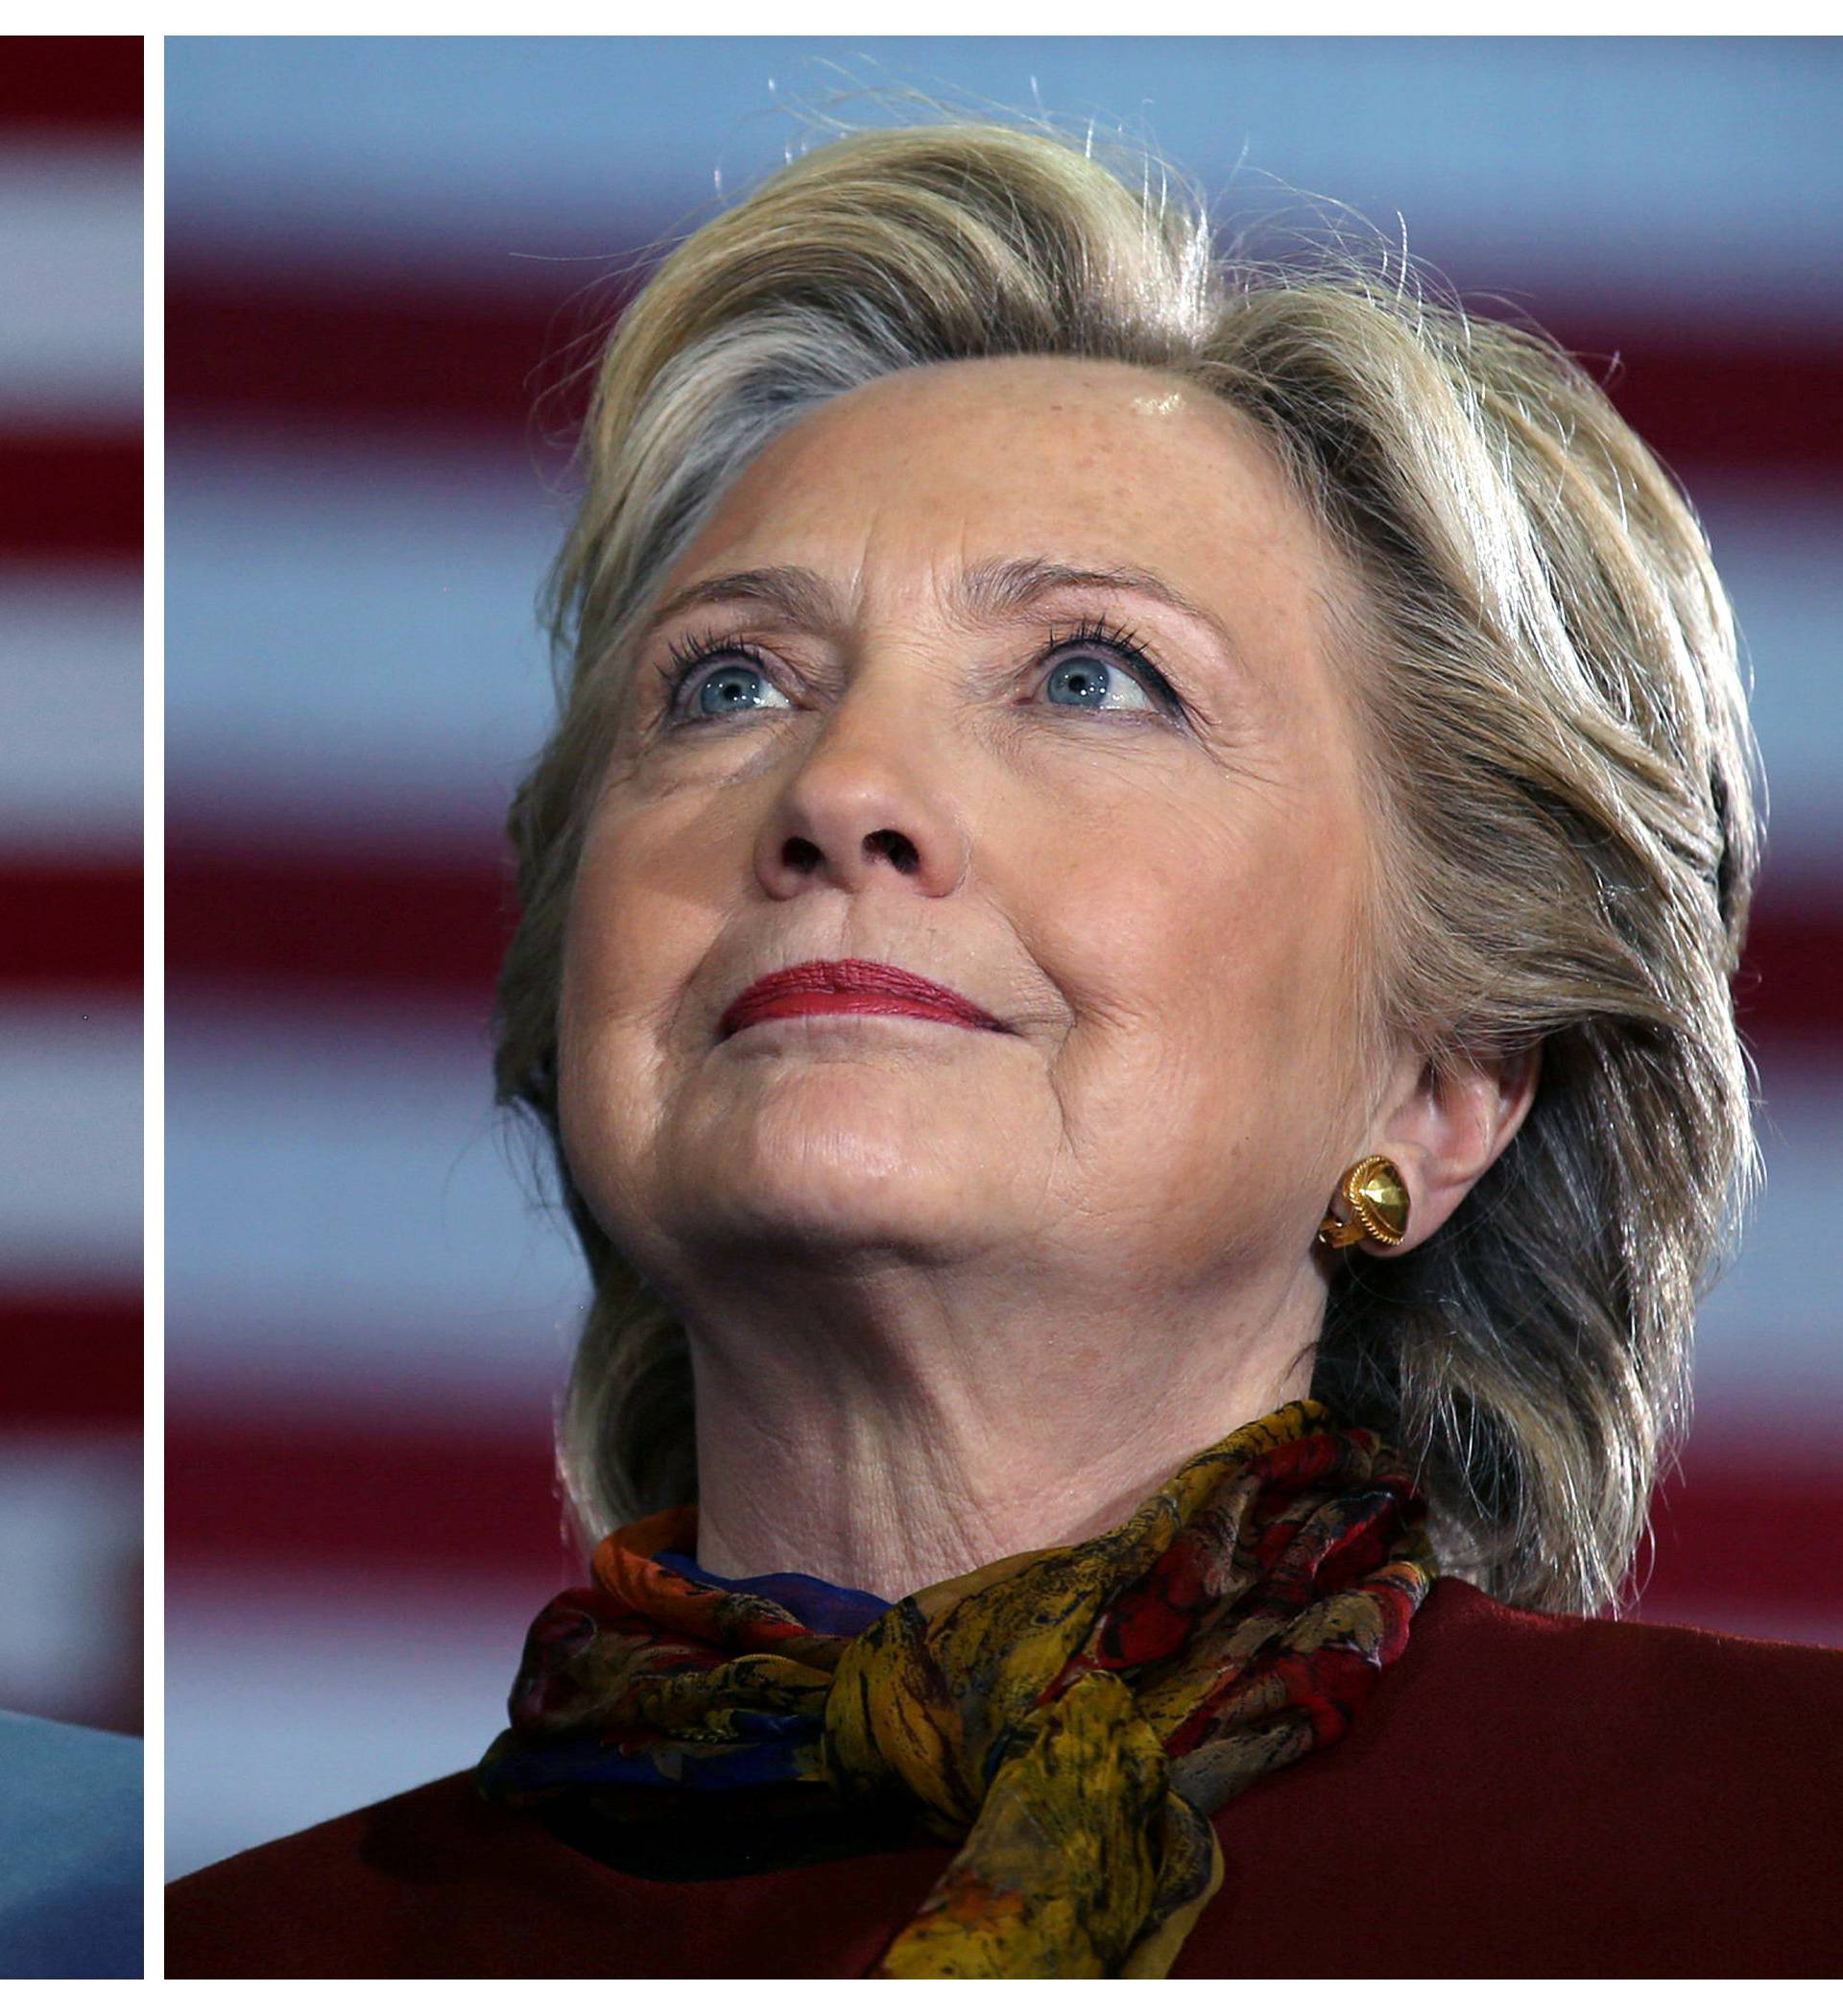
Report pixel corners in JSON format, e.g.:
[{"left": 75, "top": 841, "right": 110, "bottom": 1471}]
[
  {"left": 868, "top": 829, "right": 920, "bottom": 873},
  {"left": 782, "top": 836, "right": 823, "bottom": 873}
]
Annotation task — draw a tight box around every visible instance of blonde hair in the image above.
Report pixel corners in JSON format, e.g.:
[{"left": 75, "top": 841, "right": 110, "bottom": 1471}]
[{"left": 495, "top": 118, "right": 1762, "bottom": 1616}]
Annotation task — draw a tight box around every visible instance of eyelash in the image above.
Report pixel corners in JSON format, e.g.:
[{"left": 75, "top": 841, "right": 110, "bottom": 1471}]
[{"left": 656, "top": 618, "right": 1190, "bottom": 730}]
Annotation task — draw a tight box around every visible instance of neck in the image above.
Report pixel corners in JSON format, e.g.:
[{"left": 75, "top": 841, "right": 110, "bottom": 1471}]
[{"left": 681, "top": 1255, "right": 1325, "bottom": 1599}]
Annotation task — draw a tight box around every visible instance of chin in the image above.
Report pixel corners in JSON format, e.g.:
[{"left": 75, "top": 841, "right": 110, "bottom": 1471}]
[{"left": 669, "top": 1128, "right": 994, "bottom": 1261}]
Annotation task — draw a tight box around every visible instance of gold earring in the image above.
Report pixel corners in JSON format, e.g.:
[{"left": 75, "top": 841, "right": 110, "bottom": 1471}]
[{"left": 1317, "top": 1154, "right": 1410, "bottom": 1249}]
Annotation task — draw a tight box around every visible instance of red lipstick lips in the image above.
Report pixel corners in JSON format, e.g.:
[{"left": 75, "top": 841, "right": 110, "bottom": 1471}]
[{"left": 720, "top": 960, "right": 1009, "bottom": 1040}]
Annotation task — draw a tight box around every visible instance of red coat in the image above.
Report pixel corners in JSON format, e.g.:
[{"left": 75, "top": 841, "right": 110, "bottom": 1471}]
[{"left": 166, "top": 1577, "right": 1843, "bottom": 1977}]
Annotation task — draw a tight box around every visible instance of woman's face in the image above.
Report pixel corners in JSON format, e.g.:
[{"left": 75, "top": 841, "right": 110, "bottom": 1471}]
[{"left": 559, "top": 357, "right": 1384, "bottom": 1317}]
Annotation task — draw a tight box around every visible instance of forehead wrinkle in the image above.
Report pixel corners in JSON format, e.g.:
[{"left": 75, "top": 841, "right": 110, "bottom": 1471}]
[
  {"left": 642, "top": 564, "right": 846, "bottom": 639},
  {"left": 655, "top": 555, "right": 1236, "bottom": 639},
  {"left": 953, "top": 557, "right": 1223, "bottom": 639}
]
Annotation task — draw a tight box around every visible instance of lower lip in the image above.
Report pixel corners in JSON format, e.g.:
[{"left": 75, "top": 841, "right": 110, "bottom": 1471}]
[{"left": 725, "top": 991, "right": 993, "bottom": 1035}]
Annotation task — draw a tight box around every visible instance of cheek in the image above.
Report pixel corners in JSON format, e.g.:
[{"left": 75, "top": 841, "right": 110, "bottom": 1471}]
[
  {"left": 556, "top": 814, "right": 691, "bottom": 1164},
  {"left": 555, "top": 866, "right": 633, "bottom": 1158},
  {"left": 1048, "top": 778, "right": 1371, "bottom": 1138},
  {"left": 558, "top": 843, "right": 635, "bottom": 1053},
  {"left": 1094, "top": 783, "right": 1359, "bottom": 1014},
  {"left": 562, "top": 794, "right": 718, "bottom": 1030},
  {"left": 1248, "top": 797, "right": 1369, "bottom": 1050}
]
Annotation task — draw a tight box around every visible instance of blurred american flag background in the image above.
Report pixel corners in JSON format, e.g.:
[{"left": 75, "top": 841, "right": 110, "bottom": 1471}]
[
  {"left": 0, "top": 38, "right": 141, "bottom": 1741},
  {"left": 164, "top": 38, "right": 1843, "bottom": 1878}
]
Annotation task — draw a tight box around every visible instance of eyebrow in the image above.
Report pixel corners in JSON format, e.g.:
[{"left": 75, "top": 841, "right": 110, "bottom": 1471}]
[{"left": 640, "top": 557, "right": 1245, "bottom": 666}]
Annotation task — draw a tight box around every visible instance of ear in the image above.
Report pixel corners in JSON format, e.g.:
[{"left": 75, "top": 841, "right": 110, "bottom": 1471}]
[{"left": 1359, "top": 1043, "right": 1542, "bottom": 1256}]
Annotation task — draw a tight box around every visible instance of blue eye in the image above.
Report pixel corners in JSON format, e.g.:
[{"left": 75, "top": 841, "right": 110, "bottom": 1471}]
[
  {"left": 1043, "top": 652, "right": 1155, "bottom": 712},
  {"left": 693, "top": 662, "right": 770, "bottom": 716},
  {"left": 660, "top": 636, "right": 795, "bottom": 725},
  {"left": 1040, "top": 623, "right": 1184, "bottom": 718}
]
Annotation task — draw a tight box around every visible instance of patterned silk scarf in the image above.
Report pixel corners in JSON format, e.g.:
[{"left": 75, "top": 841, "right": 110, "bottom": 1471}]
[{"left": 479, "top": 1398, "right": 1437, "bottom": 1978}]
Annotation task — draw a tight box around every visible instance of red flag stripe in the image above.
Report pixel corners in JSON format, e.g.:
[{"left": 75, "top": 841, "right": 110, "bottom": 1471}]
[
  {"left": 0, "top": 37, "right": 142, "bottom": 132},
  {"left": 0, "top": 434, "right": 143, "bottom": 562},
  {"left": 1737, "top": 894, "right": 1843, "bottom": 1046},
  {"left": 166, "top": 1418, "right": 569, "bottom": 1578},
  {"left": 167, "top": 268, "right": 1843, "bottom": 478},
  {"left": 166, "top": 844, "right": 515, "bottom": 998},
  {"left": 1, "top": 1289, "right": 141, "bottom": 1423},
  {"left": 167, "top": 271, "right": 625, "bottom": 444},
  {"left": 0, "top": 857, "right": 142, "bottom": 990}
]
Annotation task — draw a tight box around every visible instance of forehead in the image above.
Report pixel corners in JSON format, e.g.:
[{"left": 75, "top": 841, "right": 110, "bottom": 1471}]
[{"left": 664, "top": 356, "right": 1334, "bottom": 621}]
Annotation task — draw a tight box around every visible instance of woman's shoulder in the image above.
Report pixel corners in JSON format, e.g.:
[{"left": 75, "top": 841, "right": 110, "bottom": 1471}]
[
  {"left": 167, "top": 1772, "right": 515, "bottom": 1978},
  {"left": 165, "top": 1768, "right": 955, "bottom": 1980},
  {"left": 1417, "top": 1572, "right": 1843, "bottom": 1706},
  {"left": 1181, "top": 1576, "right": 1843, "bottom": 1976},
  {"left": 1424, "top": 1569, "right": 1843, "bottom": 1655},
  {"left": 1400, "top": 1572, "right": 1843, "bottom": 1782}
]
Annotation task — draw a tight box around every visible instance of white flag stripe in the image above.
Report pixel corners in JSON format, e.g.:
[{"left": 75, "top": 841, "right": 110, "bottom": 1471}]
[
  {"left": 0, "top": 1006, "right": 142, "bottom": 1277},
  {"left": 0, "top": 1433, "right": 139, "bottom": 1714},
  {"left": 167, "top": 441, "right": 558, "bottom": 840},
  {"left": 0, "top": 143, "right": 143, "bottom": 423},
  {"left": 167, "top": 1003, "right": 579, "bottom": 1408},
  {"left": 165, "top": 39, "right": 1843, "bottom": 321},
  {"left": 0, "top": 569, "right": 142, "bottom": 849}
]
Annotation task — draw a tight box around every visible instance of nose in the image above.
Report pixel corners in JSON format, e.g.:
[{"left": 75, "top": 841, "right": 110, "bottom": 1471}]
[{"left": 752, "top": 682, "right": 969, "bottom": 901}]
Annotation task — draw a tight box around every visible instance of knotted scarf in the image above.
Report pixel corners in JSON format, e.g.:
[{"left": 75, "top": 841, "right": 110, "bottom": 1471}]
[{"left": 479, "top": 1398, "right": 1437, "bottom": 1978}]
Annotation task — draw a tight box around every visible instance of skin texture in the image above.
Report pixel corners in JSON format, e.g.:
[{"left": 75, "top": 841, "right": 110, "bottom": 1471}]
[{"left": 559, "top": 356, "right": 1535, "bottom": 1597}]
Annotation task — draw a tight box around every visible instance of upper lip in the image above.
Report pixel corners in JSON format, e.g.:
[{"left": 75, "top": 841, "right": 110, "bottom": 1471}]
[{"left": 719, "top": 960, "right": 1010, "bottom": 1039}]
